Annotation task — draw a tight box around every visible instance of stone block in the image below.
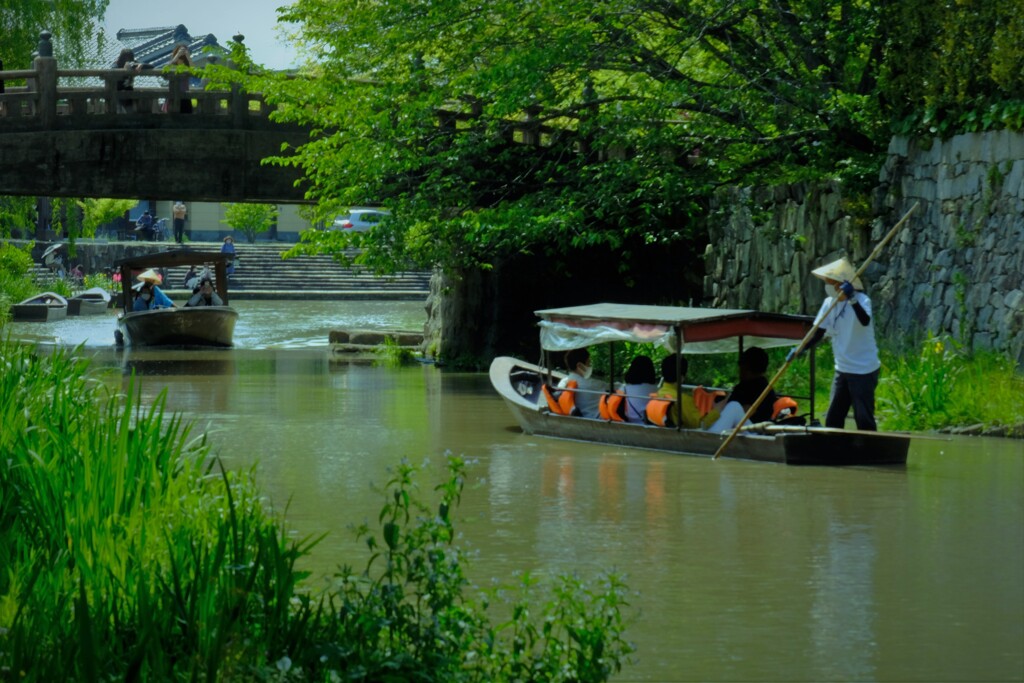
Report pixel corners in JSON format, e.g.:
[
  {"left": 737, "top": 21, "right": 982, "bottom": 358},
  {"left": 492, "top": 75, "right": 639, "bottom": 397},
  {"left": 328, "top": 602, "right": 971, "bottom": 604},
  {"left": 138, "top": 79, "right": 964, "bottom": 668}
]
[
  {"left": 949, "top": 133, "right": 982, "bottom": 163},
  {"left": 328, "top": 330, "right": 350, "bottom": 344},
  {"left": 888, "top": 136, "right": 909, "bottom": 157}
]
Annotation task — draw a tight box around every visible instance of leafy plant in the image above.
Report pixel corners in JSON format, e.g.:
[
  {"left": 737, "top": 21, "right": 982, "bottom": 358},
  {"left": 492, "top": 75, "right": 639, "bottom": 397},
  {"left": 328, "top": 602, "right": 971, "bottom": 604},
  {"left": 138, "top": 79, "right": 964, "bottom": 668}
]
[
  {"left": 0, "top": 241, "right": 37, "bottom": 305},
  {"left": 878, "top": 334, "right": 971, "bottom": 430}
]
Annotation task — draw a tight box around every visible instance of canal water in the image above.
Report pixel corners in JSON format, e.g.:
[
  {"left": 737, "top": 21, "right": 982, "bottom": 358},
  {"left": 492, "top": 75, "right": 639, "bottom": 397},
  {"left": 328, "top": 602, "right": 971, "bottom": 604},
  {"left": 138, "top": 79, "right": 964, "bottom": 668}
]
[{"left": 7, "top": 301, "right": 1023, "bottom": 682}]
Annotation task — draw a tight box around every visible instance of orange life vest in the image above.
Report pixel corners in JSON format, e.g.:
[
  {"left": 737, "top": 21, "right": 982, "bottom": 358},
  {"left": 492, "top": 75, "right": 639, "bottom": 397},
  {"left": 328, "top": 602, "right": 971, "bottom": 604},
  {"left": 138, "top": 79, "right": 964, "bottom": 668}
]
[
  {"left": 693, "top": 386, "right": 726, "bottom": 418},
  {"left": 599, "top": 390, "right": 626, "bottom": 422},
  {"left": 646, "top": 394, "right": 674, "bottom": 427},
  {"left": 542, "top": 380, "right": 577, "bottom": 416}
]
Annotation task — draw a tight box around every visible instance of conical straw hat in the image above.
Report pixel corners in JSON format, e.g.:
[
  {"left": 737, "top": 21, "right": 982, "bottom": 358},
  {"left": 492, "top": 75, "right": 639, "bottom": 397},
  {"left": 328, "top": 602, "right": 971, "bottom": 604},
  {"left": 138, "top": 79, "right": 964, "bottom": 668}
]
[
  {"left": 811, "top": 258, "right": 863, "bottom": 290},
  {"left": 136, "top": 268, "right": 162, "bottom": 284}
]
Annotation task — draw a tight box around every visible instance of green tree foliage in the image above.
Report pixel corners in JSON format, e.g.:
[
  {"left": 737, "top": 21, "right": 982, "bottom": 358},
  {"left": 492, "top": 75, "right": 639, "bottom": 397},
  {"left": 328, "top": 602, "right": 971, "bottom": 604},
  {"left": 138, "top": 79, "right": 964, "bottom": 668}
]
[
  {"left": 231, "top": 0, "right": 891, "bottom": 274},
  {"left": 0, "top": 0, "right": 108, "bottom": 70},
  {"left": 0, "top": 196, "right": 36, "bottom": 238},
  {"left": 221, "top": 202, "right": 278, "bottom": 243},
  {"left": 77, "top": 198, "right": 136, "bottom": 238},
  {"left": 882, "top": 0, "right": 1024, "bottom": 136},
  {"left": 0, "top": 241, "right": 36, "bottom": 319}
]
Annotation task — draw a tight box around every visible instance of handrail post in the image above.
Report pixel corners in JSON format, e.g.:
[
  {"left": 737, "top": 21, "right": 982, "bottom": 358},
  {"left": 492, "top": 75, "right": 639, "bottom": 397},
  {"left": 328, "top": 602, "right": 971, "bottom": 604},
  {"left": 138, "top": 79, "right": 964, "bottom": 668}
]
[{"left": 34, "top": 31, "right": 57, "bottom": 126}]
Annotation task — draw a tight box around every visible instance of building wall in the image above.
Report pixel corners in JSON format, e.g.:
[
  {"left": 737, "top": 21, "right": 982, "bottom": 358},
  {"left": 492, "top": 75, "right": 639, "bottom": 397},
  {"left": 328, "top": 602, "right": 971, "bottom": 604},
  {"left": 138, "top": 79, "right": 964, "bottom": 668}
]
[{"left": 176, "top": 202, "right": 312, "bottom": 243}]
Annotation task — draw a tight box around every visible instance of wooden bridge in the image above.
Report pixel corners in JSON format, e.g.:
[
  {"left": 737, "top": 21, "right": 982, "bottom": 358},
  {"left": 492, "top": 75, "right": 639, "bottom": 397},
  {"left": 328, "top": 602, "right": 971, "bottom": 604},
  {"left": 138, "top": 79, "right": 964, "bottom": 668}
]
[{"left": 0, "top": 32, "right": 309, "bottom": 204}]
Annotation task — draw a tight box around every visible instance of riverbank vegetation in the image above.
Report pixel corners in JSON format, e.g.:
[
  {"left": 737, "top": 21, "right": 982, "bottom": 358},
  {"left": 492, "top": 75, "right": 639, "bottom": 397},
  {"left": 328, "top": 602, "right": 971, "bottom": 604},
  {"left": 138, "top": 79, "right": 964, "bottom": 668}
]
[{"left": 0, "top": 340, "right": 634, "bottom": 680}]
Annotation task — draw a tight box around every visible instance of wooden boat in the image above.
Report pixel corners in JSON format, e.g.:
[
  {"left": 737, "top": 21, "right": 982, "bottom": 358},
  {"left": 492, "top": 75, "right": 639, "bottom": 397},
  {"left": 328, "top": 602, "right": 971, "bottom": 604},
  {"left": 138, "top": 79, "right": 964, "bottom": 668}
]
[
  {"left": 67, "top": 287, "right": 111, "bottom": 316},
  {"left": 11, "top": 292, "right": 68, "bottom": 322},
  {"left": 490, "top": 303, "right": 911, "bottom": 466},
  {"left": 113, "top": 249, "right": 238, "bottom": 347}
]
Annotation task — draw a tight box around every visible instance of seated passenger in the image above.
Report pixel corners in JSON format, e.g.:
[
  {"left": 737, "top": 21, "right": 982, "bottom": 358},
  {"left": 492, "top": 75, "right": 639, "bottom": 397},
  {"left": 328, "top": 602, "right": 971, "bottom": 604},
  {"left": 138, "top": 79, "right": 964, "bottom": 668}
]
[
  {"left": 621, "top": 355, "right": 658, "bottom": 424},
  {"left": 131, "top": 269, "right": 175, "bottom": 311},
  {"left": 706, "top": 346, "right": 777, "bottom": 433},
  {"left": 653, "top": 355, "right": 721, "bottom": 428},
  {"left": 557, "top": 348, "right": 604, "bottom": 419},
  {"left": 185, "top": 276, "right": 224, "bottom": 307}
]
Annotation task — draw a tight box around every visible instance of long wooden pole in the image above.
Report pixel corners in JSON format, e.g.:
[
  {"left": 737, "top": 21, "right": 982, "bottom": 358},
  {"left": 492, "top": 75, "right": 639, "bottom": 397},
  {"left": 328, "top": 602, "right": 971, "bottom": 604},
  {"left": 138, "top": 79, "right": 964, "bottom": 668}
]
[{"left": 712, "top": 201, "right": 920, "bottom": 460}]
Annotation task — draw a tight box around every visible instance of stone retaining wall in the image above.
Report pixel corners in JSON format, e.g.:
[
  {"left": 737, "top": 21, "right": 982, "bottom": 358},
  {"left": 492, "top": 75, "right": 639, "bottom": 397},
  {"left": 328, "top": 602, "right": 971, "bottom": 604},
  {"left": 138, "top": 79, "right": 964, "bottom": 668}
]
[{"left": 702, "top": 132, "right": 1024, "bottom": 365}]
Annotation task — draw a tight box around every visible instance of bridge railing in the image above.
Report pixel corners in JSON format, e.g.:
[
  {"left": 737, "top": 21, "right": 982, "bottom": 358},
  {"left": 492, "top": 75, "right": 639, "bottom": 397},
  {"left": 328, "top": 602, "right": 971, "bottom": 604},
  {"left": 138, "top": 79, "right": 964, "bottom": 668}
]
[{"left": 0, "top": 32, "right": 270, "bottom": 127}]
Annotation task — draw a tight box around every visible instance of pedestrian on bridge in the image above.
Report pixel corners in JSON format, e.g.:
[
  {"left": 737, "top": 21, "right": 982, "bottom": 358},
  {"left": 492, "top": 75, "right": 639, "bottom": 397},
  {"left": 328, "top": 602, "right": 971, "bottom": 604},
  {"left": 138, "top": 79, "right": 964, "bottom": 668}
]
[
  {"left": 115, "top": 49, "right": 145, "bottom": 113},
  {"left": 168, "top": 45, "right": 193, "bottom": 114}
]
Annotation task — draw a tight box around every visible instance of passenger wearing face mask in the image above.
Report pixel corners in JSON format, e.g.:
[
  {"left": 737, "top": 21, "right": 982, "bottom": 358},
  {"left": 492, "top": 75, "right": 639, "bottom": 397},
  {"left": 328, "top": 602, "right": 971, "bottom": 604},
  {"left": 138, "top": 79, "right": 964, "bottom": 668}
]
[
  {"left": 790, "top": 257, "right": 880, "bottom": 431},
  {"left": 132, "top": 269, "right": 176, "bottom": 311},
  {"left": 556, "top": 347, "right": 604, "bottom": 419}
]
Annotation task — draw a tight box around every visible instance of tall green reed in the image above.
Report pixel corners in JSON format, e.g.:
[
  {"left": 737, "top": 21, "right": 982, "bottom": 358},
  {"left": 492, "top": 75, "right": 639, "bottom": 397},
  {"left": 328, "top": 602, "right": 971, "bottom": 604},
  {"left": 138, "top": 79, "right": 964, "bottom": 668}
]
[{"left": 1, "top": 341, "right": 634, "bottom": 681}]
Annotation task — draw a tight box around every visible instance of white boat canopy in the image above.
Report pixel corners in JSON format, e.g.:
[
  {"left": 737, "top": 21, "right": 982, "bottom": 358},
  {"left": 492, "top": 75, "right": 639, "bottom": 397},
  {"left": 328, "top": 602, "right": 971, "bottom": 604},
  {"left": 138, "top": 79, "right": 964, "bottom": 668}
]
[{"left": 536, "top": 303, "right": 814, "bottom": 354}]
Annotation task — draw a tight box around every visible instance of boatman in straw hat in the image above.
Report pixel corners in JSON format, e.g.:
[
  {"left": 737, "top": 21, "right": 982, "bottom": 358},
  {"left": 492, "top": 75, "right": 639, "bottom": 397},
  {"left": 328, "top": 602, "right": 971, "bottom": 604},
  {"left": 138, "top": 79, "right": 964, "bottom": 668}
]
[
  {"left": 132, "top": 268, "right": 176, "bottom": 311},
  {"left": 792, "top": 257, "right": 881, "bottom": 431}
]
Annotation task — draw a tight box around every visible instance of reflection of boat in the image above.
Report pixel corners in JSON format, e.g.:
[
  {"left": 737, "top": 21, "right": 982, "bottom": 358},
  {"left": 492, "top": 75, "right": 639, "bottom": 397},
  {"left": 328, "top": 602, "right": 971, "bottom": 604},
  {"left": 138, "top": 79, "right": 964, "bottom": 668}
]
[
  {"left": 118, "top": 347, "right": 236, "bottom": 377},
  {"left": 11, "top": 292, "right": 68, "bottom": 322},
  {"left": 67, "top": 287, "right": 111, "bottom": 316},
  {"left": 113, "top": 249, "right": 238, "bottom": 347},
  {"left": 490, "top": 303, "right": 911, "bottom": 466}
]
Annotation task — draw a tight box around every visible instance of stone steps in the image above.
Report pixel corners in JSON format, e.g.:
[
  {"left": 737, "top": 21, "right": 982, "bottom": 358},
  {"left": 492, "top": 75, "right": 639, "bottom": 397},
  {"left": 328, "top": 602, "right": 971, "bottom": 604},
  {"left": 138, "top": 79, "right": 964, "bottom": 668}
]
[{"left": 28, "top": 241, "right": 432, "bottom": 300}]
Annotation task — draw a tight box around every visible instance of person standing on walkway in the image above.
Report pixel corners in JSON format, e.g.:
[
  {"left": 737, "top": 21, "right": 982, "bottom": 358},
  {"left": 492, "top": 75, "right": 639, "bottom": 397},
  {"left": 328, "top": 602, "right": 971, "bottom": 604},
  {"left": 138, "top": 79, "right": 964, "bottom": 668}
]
[
  {"left": 172, "top": 200, "right": 187, "bottom": 243},
  {"left": 221, "top": 236, "right": 237, "bottom": 276},
  {"left": 796, "top": 257, "right": 881, "bottom": 431}
]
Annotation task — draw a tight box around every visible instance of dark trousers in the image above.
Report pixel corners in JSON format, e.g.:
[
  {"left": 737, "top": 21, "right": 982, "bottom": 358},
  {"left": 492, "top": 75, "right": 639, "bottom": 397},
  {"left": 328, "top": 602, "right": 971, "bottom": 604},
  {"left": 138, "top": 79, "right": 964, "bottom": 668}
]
[
  {"left": 825, "top": 369, "right": 879, "bottom": 431},
  {"left": 173, "top": 218, "right": 185, "bottom": 243}
]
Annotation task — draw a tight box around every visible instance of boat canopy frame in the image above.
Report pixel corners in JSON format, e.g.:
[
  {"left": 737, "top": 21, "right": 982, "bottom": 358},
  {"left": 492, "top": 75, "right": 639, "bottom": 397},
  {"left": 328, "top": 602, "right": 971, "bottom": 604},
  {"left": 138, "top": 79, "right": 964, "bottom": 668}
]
[
  {"left": 535, "top": 303, "right": 821, "bottom": 421},
  {"left": 536, "top": 303, "right": 815, "bottom": 354},
  {"left": 113, "top": 249, "right": 233, "bottom": 313}
]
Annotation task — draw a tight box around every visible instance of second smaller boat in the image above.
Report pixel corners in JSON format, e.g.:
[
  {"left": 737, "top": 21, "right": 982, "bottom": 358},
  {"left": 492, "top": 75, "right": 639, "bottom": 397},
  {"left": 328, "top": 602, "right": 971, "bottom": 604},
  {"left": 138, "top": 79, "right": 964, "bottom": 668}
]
[{"left": 67, "top": 287, "right": 112, "bottom": 316}]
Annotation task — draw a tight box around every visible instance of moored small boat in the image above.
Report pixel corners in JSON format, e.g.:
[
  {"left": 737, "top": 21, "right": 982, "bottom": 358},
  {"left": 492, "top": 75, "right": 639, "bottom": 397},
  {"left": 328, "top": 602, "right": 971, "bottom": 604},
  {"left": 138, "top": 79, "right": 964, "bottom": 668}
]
[
  {"left": 67, "top": 287, "right": 112, "bottom": 316},
  {"left": 11, "top": 292, "right": 68, "bottom": 322},
  {"left": 491, "top": 303, "right": 912, "bottom": 466}
]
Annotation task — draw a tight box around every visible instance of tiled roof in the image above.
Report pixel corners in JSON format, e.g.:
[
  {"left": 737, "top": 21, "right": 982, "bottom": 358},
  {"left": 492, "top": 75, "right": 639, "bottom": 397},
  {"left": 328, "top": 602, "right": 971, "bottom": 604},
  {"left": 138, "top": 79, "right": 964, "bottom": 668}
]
[{"left": 98, "top": 24, "right": 226, "bottom": 68}]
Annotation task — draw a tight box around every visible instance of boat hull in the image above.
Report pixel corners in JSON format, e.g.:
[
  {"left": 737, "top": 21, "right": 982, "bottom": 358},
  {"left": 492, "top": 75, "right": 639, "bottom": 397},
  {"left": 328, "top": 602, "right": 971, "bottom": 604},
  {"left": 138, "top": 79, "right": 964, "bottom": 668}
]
[
  {"left": 68, "top": 287, "right": 112, "bottom": 316},
  {"left": 67, "top": 298, "right": 109, "bottom": 316},
  {"left": 11, "top": 292, "right": 68, "bottom": 322},
  {"left": 490, "top": 357, "right": 909, "bottom": 466},
  {"left": 118, "top": 306, "right": 238, "bottom": 347}
]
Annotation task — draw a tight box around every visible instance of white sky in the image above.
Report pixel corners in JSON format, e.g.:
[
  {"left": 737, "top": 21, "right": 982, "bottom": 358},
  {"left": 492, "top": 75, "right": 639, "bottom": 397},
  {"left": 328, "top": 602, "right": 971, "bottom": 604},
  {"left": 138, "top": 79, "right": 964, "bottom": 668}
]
[{"left": 102, "top": 0, "right": 301, "bottom": 70}]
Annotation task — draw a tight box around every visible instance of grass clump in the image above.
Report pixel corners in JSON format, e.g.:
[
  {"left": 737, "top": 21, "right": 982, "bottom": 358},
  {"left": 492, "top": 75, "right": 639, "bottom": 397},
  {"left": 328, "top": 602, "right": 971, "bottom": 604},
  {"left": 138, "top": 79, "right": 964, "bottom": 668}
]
[
  {"left": 0, "top": 339, "right": 634, "bottom": 681},
  {"left": 374, "top": 334, "right": 416, "bottom": 367},
  {"left": 878, "top": 334, "right": 1024, "bottom": 432}
]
